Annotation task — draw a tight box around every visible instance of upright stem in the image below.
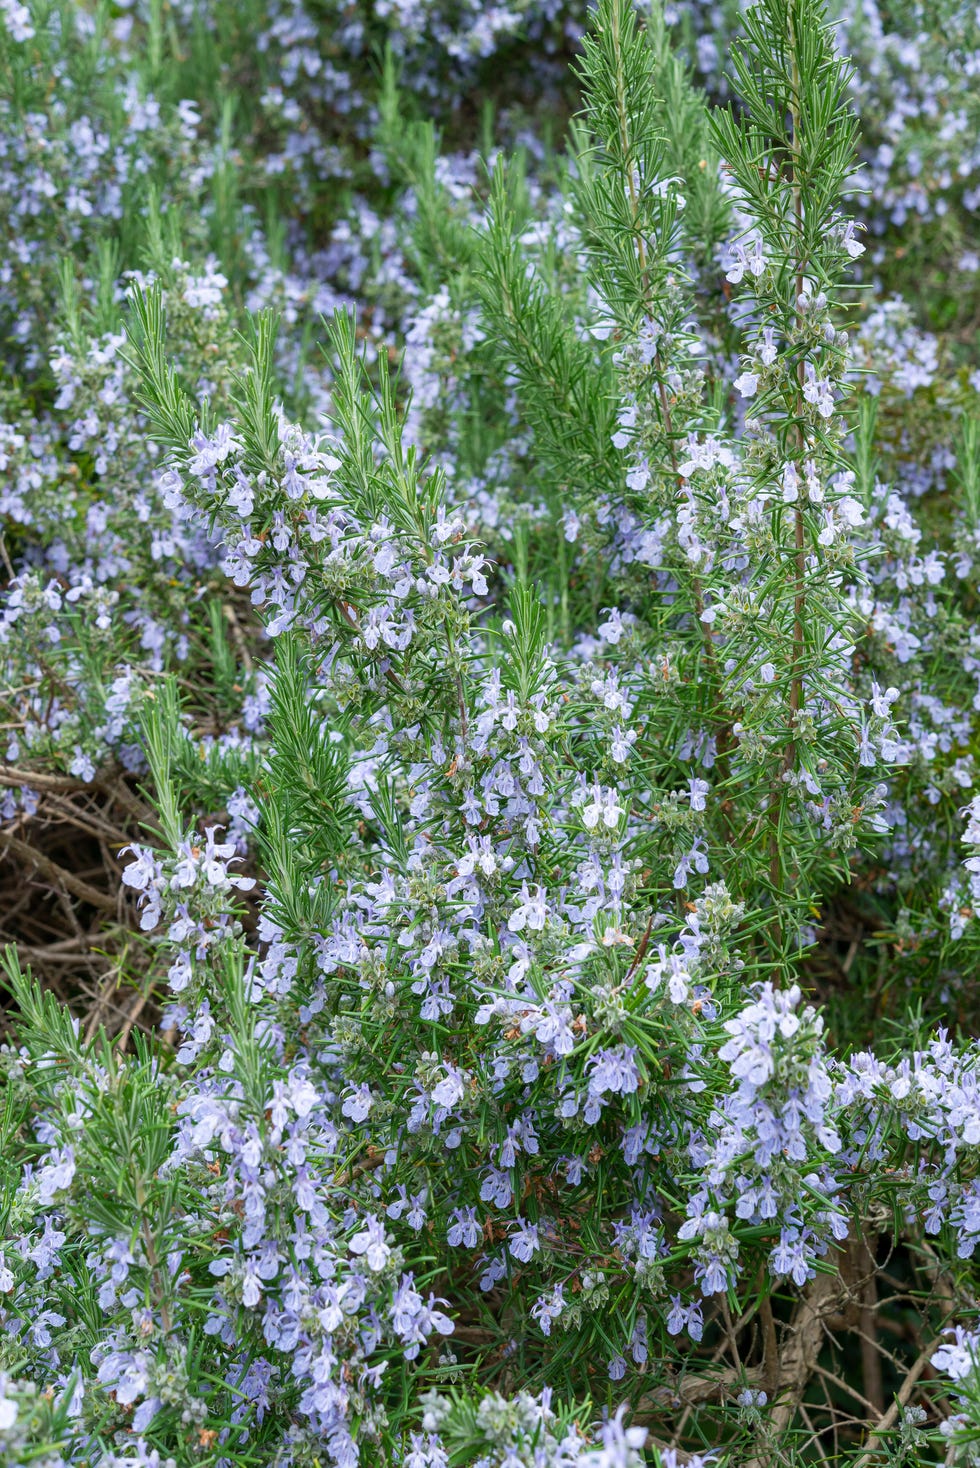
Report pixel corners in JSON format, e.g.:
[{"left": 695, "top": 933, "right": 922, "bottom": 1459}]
[
  {"left": 136, "top": 1174, "right": 173, "bottom": 1336},
  {"left": 768, "top": 9, "right": 808, "bottom": 907},
  {"left": 609, "top": 0, "right": 733, "bottom": 803},
  {"left": 444, "top": 622, "right": 469, "bottom": 741},
  {"left": 787, "top": 25, "right": 808, "bottom": 780}
]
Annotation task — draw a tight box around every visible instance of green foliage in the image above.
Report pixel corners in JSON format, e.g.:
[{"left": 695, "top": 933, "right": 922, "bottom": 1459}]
[{"left": 3, "top": 0, "right": 980, "bottom": 1463}]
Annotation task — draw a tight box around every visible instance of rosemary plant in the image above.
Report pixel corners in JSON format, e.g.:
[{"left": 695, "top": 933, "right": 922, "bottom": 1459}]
[{"left": 1, "top": 0, "right": 980, "bottom": 1465}]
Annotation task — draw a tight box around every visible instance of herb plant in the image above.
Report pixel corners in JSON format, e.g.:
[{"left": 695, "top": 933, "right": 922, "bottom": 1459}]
[{"left": 2, "top": 0, "right": 980, "bottom": 1465}]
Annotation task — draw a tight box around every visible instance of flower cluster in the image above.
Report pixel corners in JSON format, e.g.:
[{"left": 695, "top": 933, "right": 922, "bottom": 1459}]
[{"left": 3, "top": 0, "right": 980, "bottom": 1464}]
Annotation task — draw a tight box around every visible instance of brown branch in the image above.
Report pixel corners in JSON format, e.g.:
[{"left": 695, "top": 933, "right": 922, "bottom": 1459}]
[
  {"left": 28, "top": 793, "right": 134, "bottom": 850},
  {"left": 222, "top": 601, "right": 254, "bottom": 674},
  {"left": 0, "top": 767, "right": 88, "bottom": 792},
  {"left": 852, "top": 1338, "right": 941, "bottom": 1468},
  {"left": 798, "top": 1401, "right": 834, "bottom": 1467},
  {"left": 0, "top": 764, "right": 154, "bottom": 828},
  {"left": 746, "top": 1266, "right": 842, "bottom": 1468},
  {"left": 1, "top": 830, "right": 120, "bottom": 912},
  {"left": 811, "top": 1360, "right": 881, "bottom": 1417},
  {"left": 859, "top": 1236, "right": 884, "bottom": 1414},
  {"left": 96, "top": 772, "right": 156, "bottom": 827},
  {"left": 633, "top": 1365, "right": 765, "bottom": 1420},
  {"left": 113, "top": 982, "right": 154, "bottom": 1052},
  {"left": 668, "top": 1295, "right": 764, "bottom": 1449},
  {"left": 760, "top": 1295, "right": 779, "bottom": 1395}
]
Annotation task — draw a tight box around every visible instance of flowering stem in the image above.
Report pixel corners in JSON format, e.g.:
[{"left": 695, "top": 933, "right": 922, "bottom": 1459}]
[
  {"left": 444, "top": 622, "right": 469, "bottom": 740},
  {"left": 135, "top": 1175, "right": 173, "bottom": 1337}
]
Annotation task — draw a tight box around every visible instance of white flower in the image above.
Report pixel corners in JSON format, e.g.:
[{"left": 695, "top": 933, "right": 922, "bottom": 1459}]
[
  {"left": 508, "top": 882, "right": 548, "bottom": 933},
  {"left": 349, "top": 1216, "right": 391, "bottom": 1272},
  {"left": 0, "top": 1380, "right": 16, "bottom": 1431},
  {"left": 431, "top": 1066, "right": 466, "bottom": 1109}
]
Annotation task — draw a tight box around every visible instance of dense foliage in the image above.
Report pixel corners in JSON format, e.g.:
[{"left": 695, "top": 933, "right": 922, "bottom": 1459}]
[{"left": 2, "top": 0, "right": 980, "bottom": 1464}]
